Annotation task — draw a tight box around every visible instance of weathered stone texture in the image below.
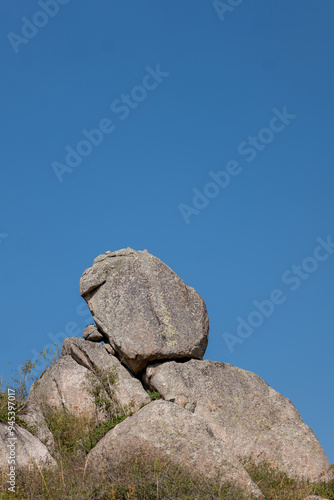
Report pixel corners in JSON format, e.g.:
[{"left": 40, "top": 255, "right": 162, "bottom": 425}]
[
  {"left": 79, "top": 248, "right": 209, "bottom": 374},
  {"left": 86, "top": 400, "right": 264, "bottom": 498},
  {"left": 144, "top": 359, "right": 330, "bottom": 481}
]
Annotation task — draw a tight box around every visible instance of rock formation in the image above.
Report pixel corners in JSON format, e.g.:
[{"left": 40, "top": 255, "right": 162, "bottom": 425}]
[
  {"left": 79, "top": 248, "right": 209, "bottom": 374},
  {"left": 86, "top": 400, "right": 264, "bottom": 499},
  {"left": 2, "top": 248, "right": 331, "bottom": 498},
  {"left": 143, "top": 359, "right": 329, "bottom": 481},
  {"left": 29, "top": 337, "right": 150, "bottom": 422}
]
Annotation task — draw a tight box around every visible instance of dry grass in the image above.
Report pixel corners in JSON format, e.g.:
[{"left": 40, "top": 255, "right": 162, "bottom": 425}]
[
  {"left": 0, "top": 454, "right": 248, "bottom": 499},
  {"left": 244, "top": 456, "right": 334, "bottom": 500},
  {"left": 1, "top": 403, "right": 334, "bottom": 499},
  {"left": 1, "top": 442, "right": 333, "bottom": 500}
]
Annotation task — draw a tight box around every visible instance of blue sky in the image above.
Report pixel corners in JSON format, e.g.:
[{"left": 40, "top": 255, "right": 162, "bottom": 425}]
[{"left": 1, "top": 0, "right": 333, "bottom": 462}]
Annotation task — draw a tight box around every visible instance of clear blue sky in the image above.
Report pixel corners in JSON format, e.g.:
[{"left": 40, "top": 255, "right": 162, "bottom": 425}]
[{"left": 1, "top": 0, "right": 333, "bottom": 463}]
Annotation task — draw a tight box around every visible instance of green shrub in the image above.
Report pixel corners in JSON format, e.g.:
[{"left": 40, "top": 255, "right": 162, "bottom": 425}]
[
  {"left": 147, "top": 390, "right": 161, "bottom": 401},
  {"left": 313, "top": 477, "right": 334, "bottom": 500},
  {"left": 43, "top": 406, "right": 90, "bottom": 454},
  {"left": 81, "top": 414, "right": 128, "bottom": 452},
  {"left": 86, "top": 365, "right": 135, "bottom": 421},
  {"left": 41, "top": 364, "right": 135, "bottom": 456}
]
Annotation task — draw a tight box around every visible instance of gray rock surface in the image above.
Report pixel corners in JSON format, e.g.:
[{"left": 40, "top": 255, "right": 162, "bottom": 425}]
[
  {"left": 144, "top": 360, "right": 330, "bottom": 482},
  {"left": 29, "top": 355, "right": 100, "bottom": 421},
  {"left": 18, "top": 402, "right": 55, "bottom": 453},
  {"left": 61, "top": 337, "right": 150, "bottom": 412},
  {"left": 79, "top": 248, "right": 209, "bottom": 374},
  {"left": 0, "top": 422, "right": 56, "bottom": 469},
  {"left": 83, "top": 324, "right": 104, "bottom": 342},
  {"left": 86, "top": 400, "right": 264, "bottom": 498}
]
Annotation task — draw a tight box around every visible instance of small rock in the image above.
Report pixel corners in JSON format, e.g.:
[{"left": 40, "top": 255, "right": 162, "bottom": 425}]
[
  {"left": 83, "top": 324, "right": 104, "bottom": 342},
  {"left": 104, "top": 343, "right": 115, "bottom": 355},
  {"left": 62, "top": 337, "right": 150, "bottom": 411}
]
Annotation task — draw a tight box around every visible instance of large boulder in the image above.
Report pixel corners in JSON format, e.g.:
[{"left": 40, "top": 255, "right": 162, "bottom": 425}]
[
  {"left": 79, "top": 248, "right": 209, "bottom": 374},
  {"left": 86, "top": 400, "right": 264, "bottom": 498},
  {"left": 0, "top": 422, "right": 56, "bottom": 470},
  {"left": 29, "top": 339, "right": 150, "bottom": 422},
  {"left": 61, "top": 337, "right": 150, "bottom": 412},
  {"left": 143, "top": 360, "right": 331, "bottom": 482}
]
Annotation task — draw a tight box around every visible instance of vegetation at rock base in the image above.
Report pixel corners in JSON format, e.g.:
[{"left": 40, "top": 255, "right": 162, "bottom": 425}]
[
  {"left": 0, "top": 447, "right": 334, "bottom": 499},
  {"left": 2, "top": 398, "right": 334, "bottom": 500},
  {"left": 1, "top": 347, "right": 334, "bottom": 499},
  {"left": 42, "top": 405, "right": 129, "bottom": 455},
  {"left": 243, "top": 458, "right": 334, "bottom": 500},
  {"left": 0, "top": 455, "right": 246, "bottom": 500}
]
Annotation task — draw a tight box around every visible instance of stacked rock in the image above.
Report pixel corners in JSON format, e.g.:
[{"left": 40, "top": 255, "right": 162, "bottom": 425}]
[
  {"left": 9, "top": 247, "right": 331, "bottom": 498},
  {"left": 79, "top": 248, "right": 209, "bottom": 374},
  {"left": 82, "top": 324, "right": 104, "bottom": 342}
]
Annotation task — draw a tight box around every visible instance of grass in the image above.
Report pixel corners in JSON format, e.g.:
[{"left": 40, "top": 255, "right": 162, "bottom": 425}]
[
  {"left": 244, "top": 456, "right": 334, "bottom": 500},
  {"left": 0, "top": 453, "right": 248, "bottom": 500},
  {"left": 1, "top": 347, "right": 333, "bottom": 499},
  {"left": 42, "top": 405, "right": 130, "bottom": 455},
  {"left": 1, "top": 445, "right": 333, "bottom": 499},
  {"left": 1, "top": 403, "right": 333, "bottom": 499},
  {"left": 146, "top": 391, "right": 161, "bottom": 401}
]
